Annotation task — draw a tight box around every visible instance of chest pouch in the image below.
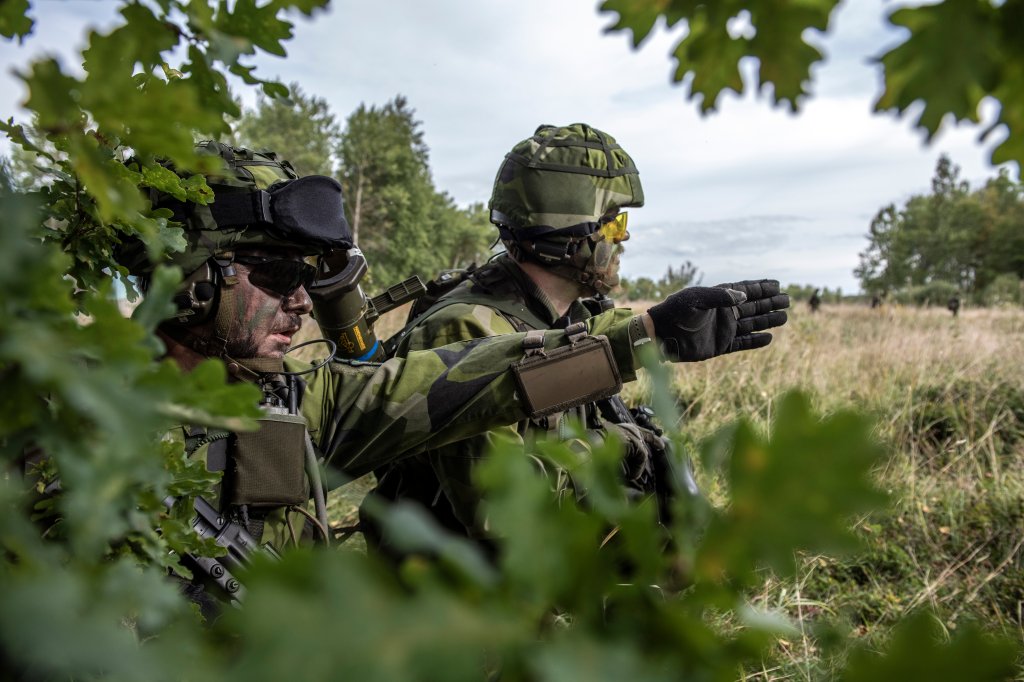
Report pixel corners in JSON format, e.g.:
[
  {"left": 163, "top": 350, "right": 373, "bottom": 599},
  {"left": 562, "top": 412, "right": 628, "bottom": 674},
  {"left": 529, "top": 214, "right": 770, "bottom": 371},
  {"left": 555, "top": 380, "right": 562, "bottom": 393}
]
[
  {"left": 225, "top": 409, "right": 309, "bottom": 508},
  {"left": 511, "top": 323, "right": 622, "bottom": 418}
]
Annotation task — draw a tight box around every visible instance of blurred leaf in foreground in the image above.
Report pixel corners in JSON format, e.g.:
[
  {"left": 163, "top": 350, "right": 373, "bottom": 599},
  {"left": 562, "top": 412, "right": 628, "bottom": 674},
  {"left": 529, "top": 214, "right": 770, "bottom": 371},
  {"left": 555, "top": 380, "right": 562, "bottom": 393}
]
[
  {"left": 697, "top": 391, "right": 889, "bottom": 587},
  {"left": 840, "top": 610, "right": 1020, "bottom": 682}
]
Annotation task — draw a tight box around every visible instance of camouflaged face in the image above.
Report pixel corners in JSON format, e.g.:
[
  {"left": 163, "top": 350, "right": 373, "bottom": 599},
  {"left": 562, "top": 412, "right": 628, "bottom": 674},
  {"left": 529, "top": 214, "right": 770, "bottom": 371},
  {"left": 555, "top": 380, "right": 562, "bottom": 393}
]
[{"left": 489, "top": 123, "right": 644, "bottom": 234}]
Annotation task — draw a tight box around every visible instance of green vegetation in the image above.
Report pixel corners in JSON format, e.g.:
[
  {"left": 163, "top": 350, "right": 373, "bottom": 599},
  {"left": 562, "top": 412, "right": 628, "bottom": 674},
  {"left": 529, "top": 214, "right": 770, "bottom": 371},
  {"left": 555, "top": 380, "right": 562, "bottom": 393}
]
[
  {"left": 615, "top": 302, "right": 1024, "bottom": 678},
  {"left": 601, "top": 0, "right": 1024, "bottom": 167},
  {"left": 2, "top": 1, "right": 1022, "bottom": 680},
  {"left": 856, "top": 155, "right": 1024, "bottom": 305},
  {"left": 235, "top": 91, "right": 495, "bottom": 288},
  {"left": 235, "top": 83, "right": 340, "bottom": 177},
  {"left": 619, "top": 260, "right": 703, "bottom": 301}
]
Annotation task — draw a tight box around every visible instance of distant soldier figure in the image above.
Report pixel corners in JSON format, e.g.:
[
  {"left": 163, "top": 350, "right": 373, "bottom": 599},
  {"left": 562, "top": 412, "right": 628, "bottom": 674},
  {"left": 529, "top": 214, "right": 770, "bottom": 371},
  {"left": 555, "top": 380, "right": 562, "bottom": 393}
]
[
  {"left": 870, "top": 294, "right": 881, "bottom": 309},
  {"left": 947, "top": 295, "right": 961, "bottom": 317},
  {"left": 808, "top": 288, "right": 822, "bottom": 313}
]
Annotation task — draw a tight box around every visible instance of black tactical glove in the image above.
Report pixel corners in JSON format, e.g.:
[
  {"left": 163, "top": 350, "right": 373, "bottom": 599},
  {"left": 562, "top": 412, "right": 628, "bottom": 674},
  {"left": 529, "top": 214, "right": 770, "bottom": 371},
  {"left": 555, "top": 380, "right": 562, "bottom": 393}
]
[
  {"left": 604, "top": 422, "right": 656, "bottom": 496},
  {"left": 647, "top": 279, "right": 789, "bottom": 362}
]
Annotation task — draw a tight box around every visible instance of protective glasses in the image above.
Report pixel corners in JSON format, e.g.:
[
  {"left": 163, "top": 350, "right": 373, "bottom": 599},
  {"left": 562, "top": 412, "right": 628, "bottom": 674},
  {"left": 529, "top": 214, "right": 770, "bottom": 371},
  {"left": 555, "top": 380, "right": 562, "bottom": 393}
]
[
  {"left": 598, "top": 212, "right": 629, "bottom": 243},
  {"left": 233, "top": 255, "right": 318, "bottom": 297}
]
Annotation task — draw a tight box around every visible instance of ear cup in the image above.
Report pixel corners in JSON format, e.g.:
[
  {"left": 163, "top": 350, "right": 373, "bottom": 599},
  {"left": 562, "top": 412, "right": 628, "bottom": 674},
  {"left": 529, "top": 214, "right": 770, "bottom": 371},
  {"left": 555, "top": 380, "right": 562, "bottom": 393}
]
[{"left": 172, "top": 261, "right": 220, "bottom": 326}]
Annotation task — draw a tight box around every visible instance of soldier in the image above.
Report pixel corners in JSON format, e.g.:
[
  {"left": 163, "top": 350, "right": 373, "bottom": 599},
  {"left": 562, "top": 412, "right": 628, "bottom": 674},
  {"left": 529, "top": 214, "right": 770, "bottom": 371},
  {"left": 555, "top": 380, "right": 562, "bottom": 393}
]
[
  {"left": 366, "top": 123, "right": 789, "bottom": 555},
  {"left": 118, "top": 140, "right": 788, "bottom": 610},
  {"left": 947, "top": 295, "right": 961, "bottom": 317},
  {"left": 808, "top": 288, "right": 822, "bottom": 313}
]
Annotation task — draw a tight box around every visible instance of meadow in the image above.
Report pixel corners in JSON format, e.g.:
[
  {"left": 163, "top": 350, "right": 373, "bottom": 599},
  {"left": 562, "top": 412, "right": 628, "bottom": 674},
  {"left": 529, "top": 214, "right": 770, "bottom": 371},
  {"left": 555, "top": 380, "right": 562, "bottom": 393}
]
[
  {"left": 319, "top": 299, "right": 1024, "bottom": 678},
  {"left": 642, "top": 301, "right": 1024, "bottom": 678}
]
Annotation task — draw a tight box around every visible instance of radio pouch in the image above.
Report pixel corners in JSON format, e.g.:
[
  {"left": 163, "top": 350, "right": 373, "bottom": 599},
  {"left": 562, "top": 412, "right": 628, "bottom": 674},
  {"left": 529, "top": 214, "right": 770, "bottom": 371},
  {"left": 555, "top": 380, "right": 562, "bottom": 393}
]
[
  {"left": 511, "top": 324, "right": 622, "bottom": 418},
  {"left": 225, "top": 411, "right": 309, "bottom": 508}
]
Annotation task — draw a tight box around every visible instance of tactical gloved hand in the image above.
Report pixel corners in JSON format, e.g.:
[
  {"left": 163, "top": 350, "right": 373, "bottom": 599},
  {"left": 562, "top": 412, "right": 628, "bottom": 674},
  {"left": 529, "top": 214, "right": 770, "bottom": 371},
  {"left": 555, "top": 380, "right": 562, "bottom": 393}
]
[
  {"left": 647, "top": 279, "right": 789, "bottom": 362},
  {"left": 604, "top": 422, "right": 656, "bottom": 497}
]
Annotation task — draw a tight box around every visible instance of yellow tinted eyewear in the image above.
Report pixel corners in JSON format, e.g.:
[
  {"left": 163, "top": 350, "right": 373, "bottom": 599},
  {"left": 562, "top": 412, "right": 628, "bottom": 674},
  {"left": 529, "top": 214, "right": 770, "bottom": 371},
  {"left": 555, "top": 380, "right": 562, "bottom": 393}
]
[{"left": 598, "top": 211, "right": 629, "bottom": 242}]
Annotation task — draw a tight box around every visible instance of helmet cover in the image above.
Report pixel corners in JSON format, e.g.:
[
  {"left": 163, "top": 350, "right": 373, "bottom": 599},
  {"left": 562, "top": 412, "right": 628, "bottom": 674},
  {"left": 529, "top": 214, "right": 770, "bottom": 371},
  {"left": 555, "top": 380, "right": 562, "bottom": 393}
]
[
  {"left": 488, "top": 123, "right": 644, "bottom": 239},
  {"left": 121, "top": 141, "right": 352, "bottom": 276}
]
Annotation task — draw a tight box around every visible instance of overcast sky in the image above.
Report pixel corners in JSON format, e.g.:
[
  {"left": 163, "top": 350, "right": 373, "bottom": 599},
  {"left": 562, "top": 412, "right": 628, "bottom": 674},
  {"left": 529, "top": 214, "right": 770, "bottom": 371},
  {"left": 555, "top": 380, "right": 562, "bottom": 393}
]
[{"left": 0, "top": 0, "right": 1017, "bottom": 293}]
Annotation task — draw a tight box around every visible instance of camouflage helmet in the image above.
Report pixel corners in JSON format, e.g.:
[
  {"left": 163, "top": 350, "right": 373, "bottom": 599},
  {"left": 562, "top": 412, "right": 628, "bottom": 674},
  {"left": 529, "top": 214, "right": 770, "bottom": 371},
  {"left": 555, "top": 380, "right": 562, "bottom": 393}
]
[
  {"left": 121, "top": 140, "right": 352, "bottom": 276},
  {"left": 488, "top": 123, "right": 644, "bottom": 239}
]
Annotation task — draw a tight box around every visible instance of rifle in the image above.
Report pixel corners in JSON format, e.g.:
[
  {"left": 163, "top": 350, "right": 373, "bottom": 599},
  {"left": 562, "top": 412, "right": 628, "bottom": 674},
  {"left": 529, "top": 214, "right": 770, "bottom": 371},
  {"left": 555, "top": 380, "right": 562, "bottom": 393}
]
[
  {"left": 165, "top": 495, "right": 281, "bottom": 603},
  {"left": 596, "top": 395, "right": 700, "bottom": 524}
]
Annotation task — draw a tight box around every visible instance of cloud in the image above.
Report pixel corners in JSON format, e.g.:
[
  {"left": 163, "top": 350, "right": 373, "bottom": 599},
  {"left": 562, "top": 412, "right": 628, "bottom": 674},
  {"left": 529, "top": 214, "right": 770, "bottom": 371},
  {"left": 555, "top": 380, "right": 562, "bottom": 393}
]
[{"left": 0, "top": 0, "right": 1015, "bottom": 295}]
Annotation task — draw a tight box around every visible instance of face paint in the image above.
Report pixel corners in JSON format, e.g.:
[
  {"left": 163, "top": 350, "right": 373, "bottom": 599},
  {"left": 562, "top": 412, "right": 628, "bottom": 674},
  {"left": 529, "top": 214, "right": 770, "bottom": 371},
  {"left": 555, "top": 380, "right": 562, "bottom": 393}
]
[{"left": 216, "top": 258, "right": 310, "bottom": 358}]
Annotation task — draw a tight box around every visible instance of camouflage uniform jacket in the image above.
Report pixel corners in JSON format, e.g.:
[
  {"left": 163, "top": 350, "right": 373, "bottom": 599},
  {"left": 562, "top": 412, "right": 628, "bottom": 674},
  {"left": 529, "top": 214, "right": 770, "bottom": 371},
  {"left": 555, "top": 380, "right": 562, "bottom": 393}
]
[
  {"left": 174, "top": 293, "right": 641, "bottom": 549},
  {"left": 374, "top": 255, "right": 650, "bottom": 541}
]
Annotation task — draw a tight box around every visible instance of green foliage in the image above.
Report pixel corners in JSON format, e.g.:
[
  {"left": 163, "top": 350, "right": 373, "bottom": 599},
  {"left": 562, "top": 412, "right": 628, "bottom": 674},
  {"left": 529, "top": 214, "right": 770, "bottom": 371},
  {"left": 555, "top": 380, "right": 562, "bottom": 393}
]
[
  {"left": 981, "top": 272, "right": 1024, "bottom": 306},
  {"left": 877, "top": 0, "right": 1024, "bottom": 166},
  {"left": 619, "top": 260, "right": 702, "bottom": 300},
  {"left": 841, "top": 611, "right": 1019, "bottom": 682},
  {"left": 220, "top": 379, "right": 913, "bottom": 682},
  {"left": 856, "top": 155, "right": 1024, "bottom": 302},
  {"left": 336, "top": 95, "right": 493, "bottom": 288},
  {"left": 234, "top": 82, "right": 340, "bottom": 176},
  {"left": 0, "top": 0, "right": 32, "bottom": 41},
  {"left": 600, "top": 0, "right": 1024, "bottom": 167},
  {"left": 601, "top": 0, "right": 840, "bottom": 112},
  {"left": 785, "top": 284, "right": 844, "bottom": 303},
  {"left": 698, "top": 393, "right": 888, "bottom": 587},
  {"left": 3, "top": 1, "right": 1022, "bottom": 679}
]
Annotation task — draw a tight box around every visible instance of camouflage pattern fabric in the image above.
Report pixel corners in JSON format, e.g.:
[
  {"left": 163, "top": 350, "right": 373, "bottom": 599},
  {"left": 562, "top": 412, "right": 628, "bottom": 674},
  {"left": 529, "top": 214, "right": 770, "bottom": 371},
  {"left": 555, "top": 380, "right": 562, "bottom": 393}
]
[
  {"left": 489, "top": 123, "right": 644, "bottom": 235},
  {"left": 371, "top": 255, "right": 645, "bottom": 542},
  {"left": 177, "top": 302, "right": 641, "bottom": 548}
]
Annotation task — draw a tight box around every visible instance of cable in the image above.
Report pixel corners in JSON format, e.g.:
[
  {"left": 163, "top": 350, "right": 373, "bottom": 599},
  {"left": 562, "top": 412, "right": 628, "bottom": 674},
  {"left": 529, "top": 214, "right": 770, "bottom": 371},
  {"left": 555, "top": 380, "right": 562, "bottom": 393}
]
[
  {"left": 281, "top": 337, "right": 337, "bottom": 376},
  {"left": 304, "top": 431, "right": 330, "bottom": 544},
  {"left": 289, "top": 503, "right": 330, "bottom": 545}
]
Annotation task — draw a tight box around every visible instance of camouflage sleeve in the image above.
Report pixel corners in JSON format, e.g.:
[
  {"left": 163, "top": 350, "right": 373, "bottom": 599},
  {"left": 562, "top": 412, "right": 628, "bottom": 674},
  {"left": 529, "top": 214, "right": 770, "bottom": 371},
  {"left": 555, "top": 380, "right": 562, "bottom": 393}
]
[
  {"left": 403, "top": 302, "right": 524, "bottom": 535},
  {"left": 586, "top": 307, "right": 647, "bottom": 374},
  {"left": 399, "top": 302, "right": 521, "bottom": 353},
  {"left": 295, "top": 308, "right": 642, "bottom": 479}
]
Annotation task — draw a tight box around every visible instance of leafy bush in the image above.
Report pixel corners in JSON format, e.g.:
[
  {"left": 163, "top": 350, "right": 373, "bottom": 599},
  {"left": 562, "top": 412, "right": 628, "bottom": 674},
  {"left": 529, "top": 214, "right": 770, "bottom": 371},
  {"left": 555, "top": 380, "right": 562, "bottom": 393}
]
[{"left": 2, "top": 2, "right": 1022, "bottom": 680}]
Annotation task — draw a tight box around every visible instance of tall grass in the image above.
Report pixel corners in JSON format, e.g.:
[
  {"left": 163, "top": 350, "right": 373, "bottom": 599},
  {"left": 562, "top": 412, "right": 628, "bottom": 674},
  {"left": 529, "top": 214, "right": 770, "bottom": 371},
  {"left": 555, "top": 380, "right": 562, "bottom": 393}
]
[
  {"left": 627, "top": 301, "right": 1024, "bottom": 679},
  {"left": 310, "top": 300, "right": 1024, "bottom": 677}
]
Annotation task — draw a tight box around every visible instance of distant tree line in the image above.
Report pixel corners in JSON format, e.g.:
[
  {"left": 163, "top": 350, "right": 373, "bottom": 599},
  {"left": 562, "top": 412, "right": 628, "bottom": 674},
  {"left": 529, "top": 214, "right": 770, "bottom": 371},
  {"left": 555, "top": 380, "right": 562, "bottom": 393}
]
[
  {"left": 234, "top": 87, "right": 495, "bottom": 289},
  {"left": 785, "top": 285, "right": 844, "bottom": 303},
  {"left": 856, "top": 155, "right": 1024, "bottom": 306},
  {"left": 617, "top": 260, "right": 702, "bottom": 301}
]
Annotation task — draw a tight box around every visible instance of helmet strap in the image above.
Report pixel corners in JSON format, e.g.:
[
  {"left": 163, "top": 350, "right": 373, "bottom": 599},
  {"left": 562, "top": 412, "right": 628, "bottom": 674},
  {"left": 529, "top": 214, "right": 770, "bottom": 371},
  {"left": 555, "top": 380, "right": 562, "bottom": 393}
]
[{"left": 508, "top": 235, "right": 619, "bottom": 296}]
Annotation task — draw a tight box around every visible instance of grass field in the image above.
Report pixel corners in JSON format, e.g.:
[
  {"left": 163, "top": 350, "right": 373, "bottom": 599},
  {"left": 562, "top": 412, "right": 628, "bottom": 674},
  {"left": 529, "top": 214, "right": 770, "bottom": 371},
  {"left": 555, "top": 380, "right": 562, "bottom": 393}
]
[
  {"left": 635, "top": 301, "right": 1024, "bottom": 679},
  {"left": 313, "top": 299, "right": 1024, "bottom": 677}
]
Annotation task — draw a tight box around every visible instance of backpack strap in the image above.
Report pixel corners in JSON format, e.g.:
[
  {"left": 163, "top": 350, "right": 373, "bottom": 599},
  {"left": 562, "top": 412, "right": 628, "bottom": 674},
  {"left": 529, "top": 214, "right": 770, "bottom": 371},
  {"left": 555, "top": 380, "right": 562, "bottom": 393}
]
[
  {"left": 384, "top": 260, "right": 552, "bottom": 354},
  {"left": 184, "top": 425, "right": 230, "bottom": 472}
]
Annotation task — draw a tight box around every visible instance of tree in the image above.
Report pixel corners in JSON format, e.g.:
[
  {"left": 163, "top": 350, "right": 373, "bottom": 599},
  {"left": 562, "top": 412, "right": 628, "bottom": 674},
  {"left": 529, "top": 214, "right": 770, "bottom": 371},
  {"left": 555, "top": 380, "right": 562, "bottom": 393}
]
[
  {"left": 1, "top": 2, "right": 1020, "bottom": 680},
  {"left": 855, "top": 155, "right": 1024, "bottom": 300},
  {"left": 621, "top": 260, "right": 703, "bottom": 300},
  {"left": 235, "top": 83, "right": 340, "bottom": 177},
  {"left": 435, "top": 200, "right": 496, "bottom": 270},
  {"left": 600, "top": 0, "right": 1024, "bottom": 168},
  {"left": 336, "top": 95, "right": 492, "bottom": 287},
  {"left": 336, "top": 95, "right": 427, "bottom": 250},
  {"left": 659, "top": 259, "right": 703, "bottom": 292}
]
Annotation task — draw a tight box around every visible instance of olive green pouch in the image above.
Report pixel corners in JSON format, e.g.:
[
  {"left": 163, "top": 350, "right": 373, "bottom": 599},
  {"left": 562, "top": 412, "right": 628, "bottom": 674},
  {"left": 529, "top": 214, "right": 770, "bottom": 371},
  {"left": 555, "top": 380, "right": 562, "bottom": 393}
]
[
  {"left": 225, "top": 411, "right": 309, "bottom": 508},
  {"left": 512, "top": 331, "right": 622, "bottom": 418}
]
